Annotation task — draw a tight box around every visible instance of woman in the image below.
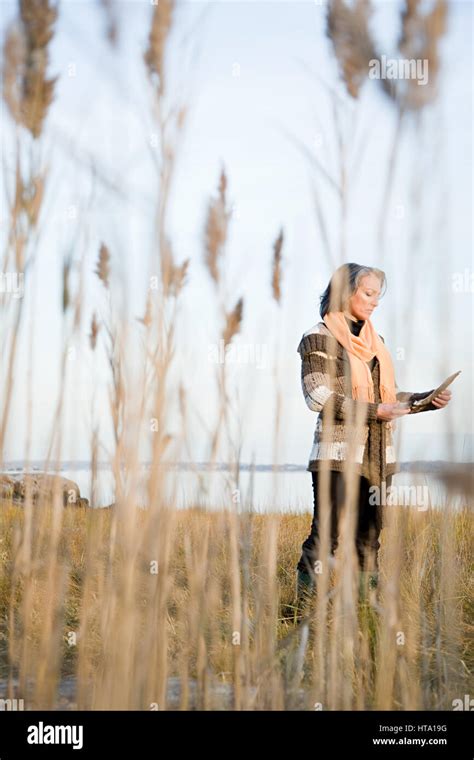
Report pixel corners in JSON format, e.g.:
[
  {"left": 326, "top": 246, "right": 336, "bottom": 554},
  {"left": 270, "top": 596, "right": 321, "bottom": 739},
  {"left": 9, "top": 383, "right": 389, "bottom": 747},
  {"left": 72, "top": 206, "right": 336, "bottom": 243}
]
[{"left": 296, "top": 263, "right": 452, "bottom": 602}]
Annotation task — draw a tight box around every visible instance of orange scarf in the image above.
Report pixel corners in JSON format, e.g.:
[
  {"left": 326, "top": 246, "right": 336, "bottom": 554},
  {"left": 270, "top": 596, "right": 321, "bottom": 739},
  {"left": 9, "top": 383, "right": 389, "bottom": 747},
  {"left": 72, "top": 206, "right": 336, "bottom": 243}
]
[{"left": 323, "top": 312, "right": 397, "bottom": 403}]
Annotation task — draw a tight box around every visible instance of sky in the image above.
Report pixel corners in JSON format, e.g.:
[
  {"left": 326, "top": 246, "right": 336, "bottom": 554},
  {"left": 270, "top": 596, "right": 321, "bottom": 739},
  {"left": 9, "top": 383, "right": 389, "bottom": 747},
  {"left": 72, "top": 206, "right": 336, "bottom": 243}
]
[{"left": 0, "top": 0, "right": 472, "bottom": 467}]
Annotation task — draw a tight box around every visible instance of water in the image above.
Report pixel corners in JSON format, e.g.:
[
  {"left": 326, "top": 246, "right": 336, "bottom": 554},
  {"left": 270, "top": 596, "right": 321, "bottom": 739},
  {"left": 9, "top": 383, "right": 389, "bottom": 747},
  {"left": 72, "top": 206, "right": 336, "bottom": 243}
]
[{"left": 4, "top": 465, "right": 470, "bottom": 511}]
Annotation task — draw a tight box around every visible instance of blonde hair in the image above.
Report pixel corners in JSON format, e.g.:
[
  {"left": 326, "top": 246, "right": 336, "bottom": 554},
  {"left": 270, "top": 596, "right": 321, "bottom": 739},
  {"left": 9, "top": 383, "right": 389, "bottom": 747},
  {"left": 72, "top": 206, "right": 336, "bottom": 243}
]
[{"left": 319, "top": 263, "right": 386, "bottom": 318}]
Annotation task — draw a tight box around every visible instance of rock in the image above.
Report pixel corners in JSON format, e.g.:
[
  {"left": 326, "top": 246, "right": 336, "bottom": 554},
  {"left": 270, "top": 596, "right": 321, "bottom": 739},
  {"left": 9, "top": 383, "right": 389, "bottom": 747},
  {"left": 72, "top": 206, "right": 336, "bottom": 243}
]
[
  {"left": 10, "top": 474, "right": 88, "bottom": 507},
  {"left": 0, "top": 474, "right": 15, "bottom": 499}
]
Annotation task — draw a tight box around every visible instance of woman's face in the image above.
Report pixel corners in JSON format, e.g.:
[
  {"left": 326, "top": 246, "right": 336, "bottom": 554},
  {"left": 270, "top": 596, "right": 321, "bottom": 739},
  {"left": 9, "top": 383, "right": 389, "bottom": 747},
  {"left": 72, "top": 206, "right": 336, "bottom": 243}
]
[{"left": 347, "top": 273, "right": 382, "bottom": 320}]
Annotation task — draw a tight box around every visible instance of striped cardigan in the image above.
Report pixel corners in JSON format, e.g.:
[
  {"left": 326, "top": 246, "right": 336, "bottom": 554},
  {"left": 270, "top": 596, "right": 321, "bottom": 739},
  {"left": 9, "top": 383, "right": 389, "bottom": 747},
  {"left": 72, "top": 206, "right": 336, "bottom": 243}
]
[{"left": 297, "top": 322, "right": 438, "bottom": 486}]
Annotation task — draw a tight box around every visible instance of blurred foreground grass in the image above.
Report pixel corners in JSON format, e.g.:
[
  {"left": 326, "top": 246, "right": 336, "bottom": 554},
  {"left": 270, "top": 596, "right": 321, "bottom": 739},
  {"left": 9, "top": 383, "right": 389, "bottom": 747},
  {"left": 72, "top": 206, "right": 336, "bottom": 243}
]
[{"left": 0, "top": 499, "right": 472, "bottom": 710}]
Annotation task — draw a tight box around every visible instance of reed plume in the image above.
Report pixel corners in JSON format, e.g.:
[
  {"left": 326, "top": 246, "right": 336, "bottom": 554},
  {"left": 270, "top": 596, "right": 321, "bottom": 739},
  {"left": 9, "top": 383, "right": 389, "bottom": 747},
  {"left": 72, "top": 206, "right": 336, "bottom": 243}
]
[
  {"left": 326, "top": 0, "right": 375, "bottom": 99},
  {"left": 222, "top": 297, "right": 244, "bottom": 346},
  {"left": 99, "top": 0, "right": 118, "bottom": 47},
  {"left": 89, "top": 313, "right": 99, "bottom": 351},
  {"left": 143, "top": 0, "right": 175, "bottom": 97},
  {"left": 382, "top": 0, "right": 447, "bottom": 110},
  {"left": 95, "top": 243, "right": 111, "bottom": 289},
  {"left": 2, "top": 0, "right": 59, "bottom": 138},
  {"left": 271, "top": 229, "right": 284, "bottom": 305},
  {"left": 204, "top": 168, "right": 231, "bottom": 286}
]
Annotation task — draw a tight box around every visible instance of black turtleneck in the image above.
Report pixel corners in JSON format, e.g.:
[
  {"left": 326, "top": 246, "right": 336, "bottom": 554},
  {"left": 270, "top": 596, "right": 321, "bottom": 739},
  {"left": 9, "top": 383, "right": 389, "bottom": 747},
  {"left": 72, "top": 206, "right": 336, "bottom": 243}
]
[
  {"left": 344, "top": 315, "right": 376, "bottom": 371},
  {"left": 344, "top": 315, "right": 365, "bottom": 337}
]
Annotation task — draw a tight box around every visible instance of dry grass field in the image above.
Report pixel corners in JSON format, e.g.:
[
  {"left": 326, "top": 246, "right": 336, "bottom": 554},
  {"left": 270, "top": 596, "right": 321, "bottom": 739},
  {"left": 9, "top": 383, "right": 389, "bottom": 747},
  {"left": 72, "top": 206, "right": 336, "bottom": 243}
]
[{"left": 0, "top": 497, "right": 471, "bottom": 709}]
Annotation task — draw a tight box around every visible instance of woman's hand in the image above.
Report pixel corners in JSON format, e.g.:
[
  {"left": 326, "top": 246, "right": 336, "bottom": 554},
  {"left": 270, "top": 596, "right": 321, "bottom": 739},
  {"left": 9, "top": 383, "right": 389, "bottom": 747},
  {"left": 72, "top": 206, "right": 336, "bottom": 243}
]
[
  {"left": 432, "top": 389, "right": 452, "bottom": 409},
  {"left": 376, "top": 402, "right": 411, "bottom": 421}
]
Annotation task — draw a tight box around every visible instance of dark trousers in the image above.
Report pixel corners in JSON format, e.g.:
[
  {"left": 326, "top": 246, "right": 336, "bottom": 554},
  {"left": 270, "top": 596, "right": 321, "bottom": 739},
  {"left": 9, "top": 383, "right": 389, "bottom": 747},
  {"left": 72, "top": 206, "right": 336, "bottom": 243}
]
[{"left": 297, "top": 470, "right": 391, "bottom": 576}]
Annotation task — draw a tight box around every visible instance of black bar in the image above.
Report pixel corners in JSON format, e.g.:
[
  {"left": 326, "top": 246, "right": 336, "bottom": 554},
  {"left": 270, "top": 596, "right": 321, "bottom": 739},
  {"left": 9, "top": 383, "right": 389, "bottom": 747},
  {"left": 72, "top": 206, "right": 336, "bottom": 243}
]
[{"left": 0, "top": 710, "right": 471, "bottom": 758}]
